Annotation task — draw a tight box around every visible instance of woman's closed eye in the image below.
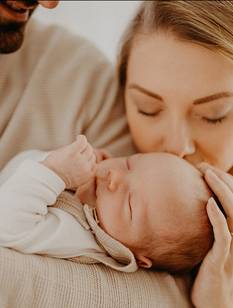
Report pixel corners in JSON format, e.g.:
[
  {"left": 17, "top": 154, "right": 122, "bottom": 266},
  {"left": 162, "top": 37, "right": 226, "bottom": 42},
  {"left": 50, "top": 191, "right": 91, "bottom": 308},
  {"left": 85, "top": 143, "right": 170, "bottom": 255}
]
[
  {"left": 202, "top": 115, "right": 227, "bottom": 124},
  {"left": 132, "top": 95, "right": 163, "bottom": 118},
  {"left": 137, "top": 108, "right": 162, "bottom": 117},
  {"left": 194, "top": 100, "right": 233, "bottom": 125}
]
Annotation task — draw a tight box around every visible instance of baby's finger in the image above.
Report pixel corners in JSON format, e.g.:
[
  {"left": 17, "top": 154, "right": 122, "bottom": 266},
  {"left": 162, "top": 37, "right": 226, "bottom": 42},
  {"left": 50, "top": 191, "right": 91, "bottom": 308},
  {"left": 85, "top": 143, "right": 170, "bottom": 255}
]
[
  {"left": 205, "top": 170, "right": 233, "bottom": 219},
  {"left": 82, "top": 143, "right": 94, "bottom": 160},
  {"left": 95, "top": 149, "right": 112, "bottom": 163},
  {"left": 88, "top": 152, "right": 97, "bottom": 166},
  {"left": 207, "top": 197, "right": 231, "bottom": 263},
  {"left": 73, "top": 135, "right": 88, "bottom": 153}
]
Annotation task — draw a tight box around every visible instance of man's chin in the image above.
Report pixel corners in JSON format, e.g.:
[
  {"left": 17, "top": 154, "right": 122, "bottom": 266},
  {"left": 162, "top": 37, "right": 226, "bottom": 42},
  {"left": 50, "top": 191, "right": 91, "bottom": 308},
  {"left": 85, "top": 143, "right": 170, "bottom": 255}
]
[
  {"left": 0, "top": 23, "right": 25, "bottom": 53},
  {"left": 0, "top": 38, "right": 24, "bottom": 53}
]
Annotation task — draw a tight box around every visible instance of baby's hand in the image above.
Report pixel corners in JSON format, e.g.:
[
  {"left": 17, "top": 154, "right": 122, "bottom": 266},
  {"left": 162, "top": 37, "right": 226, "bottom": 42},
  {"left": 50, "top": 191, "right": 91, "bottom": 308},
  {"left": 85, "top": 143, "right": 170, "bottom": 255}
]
[
  {"left": 41, "top": 135, "right": 96, "bottom": 189},
  {"left": 94, "top": 148, "right": 112, "bottom": 163}
]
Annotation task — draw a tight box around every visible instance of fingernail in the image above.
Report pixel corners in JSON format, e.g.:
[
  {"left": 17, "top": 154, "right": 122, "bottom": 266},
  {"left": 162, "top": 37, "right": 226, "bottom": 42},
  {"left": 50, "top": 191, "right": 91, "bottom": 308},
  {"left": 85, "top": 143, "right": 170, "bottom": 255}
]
[
  {"left": 197, "top": 162, "right": 211, "bottom": 173},
  {"left": 207, "top": 197, "right": 218, "bottom": 211},
  {"left": 205, "top": 169, "right": 217, "bottom": 179},
  {"left": 77, "top": 134, "right": 86, "bottom": 140}
]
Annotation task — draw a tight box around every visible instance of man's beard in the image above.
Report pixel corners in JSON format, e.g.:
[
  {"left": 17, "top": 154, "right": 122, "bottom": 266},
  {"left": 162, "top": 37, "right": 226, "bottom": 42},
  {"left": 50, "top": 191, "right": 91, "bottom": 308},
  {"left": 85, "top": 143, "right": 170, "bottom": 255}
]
[
  {"left": 0, "top": 21, "right": 25, "bottom": 53},
  {"left": 0, "top": 1, "right": 36, "bottom": 54}
]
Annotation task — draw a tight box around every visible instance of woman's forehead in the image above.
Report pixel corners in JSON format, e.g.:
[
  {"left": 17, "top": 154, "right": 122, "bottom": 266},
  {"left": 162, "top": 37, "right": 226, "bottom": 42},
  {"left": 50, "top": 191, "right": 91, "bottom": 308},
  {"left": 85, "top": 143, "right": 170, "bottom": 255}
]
[{"left": 127, "top": 32, "right": 233, "bottom": 97}]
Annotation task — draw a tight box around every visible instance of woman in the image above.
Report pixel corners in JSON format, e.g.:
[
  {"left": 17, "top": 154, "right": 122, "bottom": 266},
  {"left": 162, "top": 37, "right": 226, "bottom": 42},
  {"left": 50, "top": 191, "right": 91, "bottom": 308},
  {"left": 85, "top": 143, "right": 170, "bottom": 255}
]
[{"left": 117, "top": 1, "right": 233, "bottom": 307}]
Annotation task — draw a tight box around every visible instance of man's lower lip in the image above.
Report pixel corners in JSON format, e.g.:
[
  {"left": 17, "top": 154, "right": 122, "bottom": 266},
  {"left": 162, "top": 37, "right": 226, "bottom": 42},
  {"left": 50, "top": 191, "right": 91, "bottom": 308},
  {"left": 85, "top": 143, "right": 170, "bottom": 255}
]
[{"left": 0, "top": 2, "right": 29, "bottom": 22}]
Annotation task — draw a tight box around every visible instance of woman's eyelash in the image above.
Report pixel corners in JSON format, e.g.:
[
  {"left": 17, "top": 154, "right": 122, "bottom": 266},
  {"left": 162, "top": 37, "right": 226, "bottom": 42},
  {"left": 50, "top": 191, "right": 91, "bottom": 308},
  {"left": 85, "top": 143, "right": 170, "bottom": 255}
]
[
  {"left": 202, "top": 116, "right": 227, "bottom": 124},
  {"left": 137, "top": 109, "right": 161, "bottom": 117},
  {"left": 138, "top": 107, "right": 228, "bottom": 123}
]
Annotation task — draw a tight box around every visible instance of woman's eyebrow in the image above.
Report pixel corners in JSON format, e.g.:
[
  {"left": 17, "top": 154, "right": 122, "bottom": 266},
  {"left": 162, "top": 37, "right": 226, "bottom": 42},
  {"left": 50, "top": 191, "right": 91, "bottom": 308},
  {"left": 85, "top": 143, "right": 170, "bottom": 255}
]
[
  {"left": 193, "top": 92, "right": 233, "bottom": 105},
  {"left": 128, "top": 84, "right": 233, "bottom": 104},
  {"left": 127, "top": 83, "right": 163, "bottom": 101}
]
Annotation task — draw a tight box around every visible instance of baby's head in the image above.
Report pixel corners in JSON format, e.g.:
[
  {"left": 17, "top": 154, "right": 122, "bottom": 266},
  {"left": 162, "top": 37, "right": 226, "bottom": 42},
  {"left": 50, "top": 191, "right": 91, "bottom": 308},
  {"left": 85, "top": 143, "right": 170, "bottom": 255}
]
[{"left": 94, "top": 152, "right": 214, "bottom": 273}]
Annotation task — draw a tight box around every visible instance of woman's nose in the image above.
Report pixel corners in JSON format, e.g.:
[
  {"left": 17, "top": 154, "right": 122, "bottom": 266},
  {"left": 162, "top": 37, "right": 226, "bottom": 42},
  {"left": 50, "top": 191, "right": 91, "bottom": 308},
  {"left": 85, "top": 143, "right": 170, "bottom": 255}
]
[
  {"left": 163, "top": 121, "right": 195, "bottom": 158},
  {"left": 107, "top": 169, "right": 122, "bottom": 192}
]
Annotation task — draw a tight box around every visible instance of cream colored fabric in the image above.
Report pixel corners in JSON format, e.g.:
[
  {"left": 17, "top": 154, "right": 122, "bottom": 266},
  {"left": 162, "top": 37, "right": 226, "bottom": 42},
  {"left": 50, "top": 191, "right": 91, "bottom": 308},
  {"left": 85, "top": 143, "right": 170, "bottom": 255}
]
[
  {"left": 0, "top": 158, "right": 104, "bottom": 258},
  {"left": 0, "top": 155, "right": 137, "bottom": 271},
  {"left": 0, "top": 247, "right": 193, "bottom": 308},
  {"left": 0, "top": 19, "right": 135, "bottom": 170},
  {"left": 0, "top": 151, "right": 136, "bottom": 271},
  {"left": 55, "top": 192, "right": 138, "bottom": 272}
]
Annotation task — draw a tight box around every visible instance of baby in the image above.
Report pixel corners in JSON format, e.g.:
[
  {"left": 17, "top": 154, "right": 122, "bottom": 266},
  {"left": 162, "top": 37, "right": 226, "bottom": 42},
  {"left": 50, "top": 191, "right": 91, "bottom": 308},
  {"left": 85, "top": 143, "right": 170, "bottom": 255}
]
[{"left": 0, "top": 135, "right": 214, "bottom": 274}]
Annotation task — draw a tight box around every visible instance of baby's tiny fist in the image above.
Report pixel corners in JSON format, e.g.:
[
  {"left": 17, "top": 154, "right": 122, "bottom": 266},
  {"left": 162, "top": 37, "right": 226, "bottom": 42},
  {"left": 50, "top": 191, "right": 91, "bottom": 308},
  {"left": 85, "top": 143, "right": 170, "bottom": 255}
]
[
  {"left": 75, "top": 135, "right": 89, "bottom": 154},
  {"left": 76, "top": 135, "right": 87, "bottom": 145}
]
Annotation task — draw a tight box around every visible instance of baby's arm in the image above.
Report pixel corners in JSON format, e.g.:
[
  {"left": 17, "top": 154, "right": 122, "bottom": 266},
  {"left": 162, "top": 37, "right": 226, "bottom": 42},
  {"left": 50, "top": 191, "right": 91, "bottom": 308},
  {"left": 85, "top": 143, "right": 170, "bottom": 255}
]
[{"left": 0, "top": 138, "right": 100, "bottom": 257}]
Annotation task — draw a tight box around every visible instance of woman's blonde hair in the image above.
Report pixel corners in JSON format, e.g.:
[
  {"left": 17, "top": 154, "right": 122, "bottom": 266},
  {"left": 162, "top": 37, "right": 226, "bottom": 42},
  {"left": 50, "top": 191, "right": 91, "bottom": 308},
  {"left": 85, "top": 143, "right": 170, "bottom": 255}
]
[{"left": 117, "top": 0, "right": 233, "bottom": 95}]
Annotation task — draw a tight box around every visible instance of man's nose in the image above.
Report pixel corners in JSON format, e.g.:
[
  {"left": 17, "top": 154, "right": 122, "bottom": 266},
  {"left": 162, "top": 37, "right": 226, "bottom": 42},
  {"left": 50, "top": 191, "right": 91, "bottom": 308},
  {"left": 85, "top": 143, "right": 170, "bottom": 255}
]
[
  {"left": 163, "top": 121, "right": 195, "bottom": 158},
  {"left": 107, "top": 169, "right": 122, "bottom": 192},
  {"left": 38, "top": 1, "right": 59, "bottom": 9}
]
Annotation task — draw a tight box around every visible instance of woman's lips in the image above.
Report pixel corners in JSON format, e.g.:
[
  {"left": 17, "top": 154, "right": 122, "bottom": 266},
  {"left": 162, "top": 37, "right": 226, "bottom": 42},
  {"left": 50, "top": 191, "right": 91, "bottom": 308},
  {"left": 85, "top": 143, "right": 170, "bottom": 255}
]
[{"left": 0, "top": 1, "right": 29, "bottom": 22}]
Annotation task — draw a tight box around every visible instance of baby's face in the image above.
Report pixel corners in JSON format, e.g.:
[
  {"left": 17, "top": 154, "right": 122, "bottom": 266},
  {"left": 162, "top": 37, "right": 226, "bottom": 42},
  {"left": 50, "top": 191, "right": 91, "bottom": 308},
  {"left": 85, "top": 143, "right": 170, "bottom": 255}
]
[
  {"left": 95, "top": 152, "right": 211, "bottom": 252},
  {"left": 96, "top": 153, "right": 209, "bottom": 253}
]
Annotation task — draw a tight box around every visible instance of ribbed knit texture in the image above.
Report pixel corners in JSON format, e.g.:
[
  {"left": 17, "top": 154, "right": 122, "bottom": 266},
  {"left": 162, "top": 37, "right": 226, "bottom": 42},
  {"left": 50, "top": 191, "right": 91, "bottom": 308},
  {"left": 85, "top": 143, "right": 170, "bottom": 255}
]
[
  {"left": 0, "top": 19, "right": 135, "bottom": 170},
  {"left": 0, "top": 247, "right": 193, "bottom": 308},
  {"left": 55, "top": 192, "right": 138, "bottom": 272}
]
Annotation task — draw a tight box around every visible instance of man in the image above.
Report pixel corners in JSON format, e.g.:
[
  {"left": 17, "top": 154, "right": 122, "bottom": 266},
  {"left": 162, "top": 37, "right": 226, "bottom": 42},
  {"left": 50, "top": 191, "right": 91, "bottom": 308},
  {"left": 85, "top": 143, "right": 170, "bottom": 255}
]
[
  {"left": 0, "top": 0, "right": 134, "bottom": 170},
  {"left": 0, "top": 1, "right": 59, "bottom": 53}
]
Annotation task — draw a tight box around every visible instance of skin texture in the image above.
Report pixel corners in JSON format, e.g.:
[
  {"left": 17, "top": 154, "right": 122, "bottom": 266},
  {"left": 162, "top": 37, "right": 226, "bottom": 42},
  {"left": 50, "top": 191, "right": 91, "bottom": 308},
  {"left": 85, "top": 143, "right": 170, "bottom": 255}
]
[
  {"left": 95, "top": 152, "right": 211, "bottom": 267},
  {"left": 126, "top": 32, "right": 233, "bottom": 173},
  {"left": 125, "top": 31, "right": 233, "bottom": 307},
  {"left": 0, "top": 0, "right": 59, "bottom": 53},
  {"left": 43, "top": 138, "right": 211, "bottom": 269}
]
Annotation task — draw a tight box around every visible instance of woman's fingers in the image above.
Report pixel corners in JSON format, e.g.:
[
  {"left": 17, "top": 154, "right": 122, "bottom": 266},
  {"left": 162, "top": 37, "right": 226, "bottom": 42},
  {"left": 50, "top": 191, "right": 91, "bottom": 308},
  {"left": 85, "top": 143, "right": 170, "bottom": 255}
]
[
  {"left": 206, "top": 197, "right": 232, "bottom": 263},
  {"left": 205, "top": 170, "right": 233, "bottom": 219},
  {"left": 204, "top": 169, "right": 233, "bottom": 255},
  {"left": 198, "top": 162, "right": 233, "bottom": 192}
]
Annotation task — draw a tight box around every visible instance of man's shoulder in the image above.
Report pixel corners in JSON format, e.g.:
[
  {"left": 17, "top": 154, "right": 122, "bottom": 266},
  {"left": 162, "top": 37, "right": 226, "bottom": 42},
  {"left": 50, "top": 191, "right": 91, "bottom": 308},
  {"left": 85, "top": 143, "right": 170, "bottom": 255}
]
[{"left": 23, "top": 19, "right": 111, "bottom": 68}]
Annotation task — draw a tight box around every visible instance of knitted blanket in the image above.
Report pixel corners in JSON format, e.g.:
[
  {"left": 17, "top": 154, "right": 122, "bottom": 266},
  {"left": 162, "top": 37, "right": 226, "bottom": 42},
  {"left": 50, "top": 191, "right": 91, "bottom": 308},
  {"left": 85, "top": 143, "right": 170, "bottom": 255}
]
[{"left": 0, "top": 247, "right": 193, "bottom": 308}]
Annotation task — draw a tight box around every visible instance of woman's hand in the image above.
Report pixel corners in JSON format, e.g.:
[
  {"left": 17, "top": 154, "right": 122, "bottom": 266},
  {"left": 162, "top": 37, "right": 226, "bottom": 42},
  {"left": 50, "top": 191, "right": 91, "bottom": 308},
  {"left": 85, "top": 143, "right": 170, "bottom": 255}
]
[{"left": 191, "top": 163, "right": 233, "bottom": 308}]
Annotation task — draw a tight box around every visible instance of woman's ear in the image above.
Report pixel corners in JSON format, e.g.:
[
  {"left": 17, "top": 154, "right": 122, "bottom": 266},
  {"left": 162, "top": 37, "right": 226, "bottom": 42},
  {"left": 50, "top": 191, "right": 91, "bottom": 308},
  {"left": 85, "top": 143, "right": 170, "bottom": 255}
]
[{"left": 136, "top": 254, "right": 152, "bottom": 269}]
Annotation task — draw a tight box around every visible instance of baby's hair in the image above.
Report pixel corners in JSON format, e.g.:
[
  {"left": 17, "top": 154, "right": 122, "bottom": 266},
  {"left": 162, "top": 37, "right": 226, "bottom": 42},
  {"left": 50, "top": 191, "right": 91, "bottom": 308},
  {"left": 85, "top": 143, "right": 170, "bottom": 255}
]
[{"left": 141, "top": 196, "right": 214, "bottom": 274}]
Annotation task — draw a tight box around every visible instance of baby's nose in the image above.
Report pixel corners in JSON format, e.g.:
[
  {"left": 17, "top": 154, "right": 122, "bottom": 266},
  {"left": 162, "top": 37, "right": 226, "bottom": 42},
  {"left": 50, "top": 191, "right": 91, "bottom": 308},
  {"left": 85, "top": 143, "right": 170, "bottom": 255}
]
[{"left": 107, "top": 170, "right": 120, "bottom": 192}]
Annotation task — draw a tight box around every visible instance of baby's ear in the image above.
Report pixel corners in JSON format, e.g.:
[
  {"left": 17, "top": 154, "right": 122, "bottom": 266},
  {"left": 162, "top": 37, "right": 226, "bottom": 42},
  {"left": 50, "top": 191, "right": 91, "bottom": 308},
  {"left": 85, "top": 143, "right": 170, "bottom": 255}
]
[{"left": 135, "top": 254, "right": 152, "bottom": 269}]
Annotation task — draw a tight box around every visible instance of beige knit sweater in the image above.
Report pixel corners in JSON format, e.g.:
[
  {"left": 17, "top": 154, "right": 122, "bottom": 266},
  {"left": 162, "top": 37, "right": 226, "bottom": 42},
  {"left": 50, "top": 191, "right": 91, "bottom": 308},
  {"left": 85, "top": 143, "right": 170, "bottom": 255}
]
[
  {"left": 0, "top": 19, "right": 135, "bottom": 170},
  {"left": 0, "top": 246, "right": 193, "bottom": 308}
]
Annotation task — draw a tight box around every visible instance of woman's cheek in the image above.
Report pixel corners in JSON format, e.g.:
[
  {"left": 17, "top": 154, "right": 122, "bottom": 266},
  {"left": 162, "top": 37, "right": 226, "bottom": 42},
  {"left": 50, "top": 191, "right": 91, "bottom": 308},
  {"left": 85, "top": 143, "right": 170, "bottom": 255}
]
[
  {"left": 196, "top": 122, "right": 233, "bottom": 171},
  {"left": 132, "top": 125, "right": 160, "bottom": 152}
]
